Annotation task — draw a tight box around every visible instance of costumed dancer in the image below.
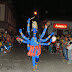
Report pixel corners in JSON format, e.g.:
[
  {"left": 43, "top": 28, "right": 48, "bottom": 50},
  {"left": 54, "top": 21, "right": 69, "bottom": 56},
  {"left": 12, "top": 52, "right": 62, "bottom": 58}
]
[{"left": 16, "top": 18, "right": 56, "bottom": 71}]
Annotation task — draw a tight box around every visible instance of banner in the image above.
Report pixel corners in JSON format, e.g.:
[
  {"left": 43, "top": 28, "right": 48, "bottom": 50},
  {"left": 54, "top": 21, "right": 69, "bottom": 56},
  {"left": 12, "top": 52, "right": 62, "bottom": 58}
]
[{"left": 53, "top": 23, "right": 67, "bottom": 29}]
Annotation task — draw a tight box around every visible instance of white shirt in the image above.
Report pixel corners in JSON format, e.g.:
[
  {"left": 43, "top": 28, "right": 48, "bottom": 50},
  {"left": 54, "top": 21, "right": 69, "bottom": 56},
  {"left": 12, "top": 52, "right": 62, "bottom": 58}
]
[
  {"left": 56, "top": 43, "right": 60, "bottom": 49},
  {"left": 67, "top": 40, "right": 72, "bottom": 50}
]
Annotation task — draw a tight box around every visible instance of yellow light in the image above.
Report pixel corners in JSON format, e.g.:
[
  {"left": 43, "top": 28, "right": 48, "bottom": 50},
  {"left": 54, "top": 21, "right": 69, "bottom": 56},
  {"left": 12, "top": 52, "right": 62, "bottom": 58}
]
[{"left": 34, "top": 11, "right": 37, "bottom": 15}]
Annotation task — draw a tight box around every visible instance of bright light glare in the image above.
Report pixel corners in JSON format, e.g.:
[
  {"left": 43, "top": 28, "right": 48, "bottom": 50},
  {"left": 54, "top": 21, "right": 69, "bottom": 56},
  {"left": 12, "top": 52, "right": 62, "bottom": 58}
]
[{"left": 34, "top": 11, "right": 37, "bottom": 15}]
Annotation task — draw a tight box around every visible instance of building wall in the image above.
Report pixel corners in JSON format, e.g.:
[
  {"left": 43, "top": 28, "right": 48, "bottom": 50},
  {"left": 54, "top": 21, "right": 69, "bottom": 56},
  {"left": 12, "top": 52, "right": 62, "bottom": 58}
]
[
  {"left": 7, "top": 5, "right": 16, "bottom": 34},
  {"left": 0, "top": 3, "right": 16, "bottom": 34},
  {"left": 0, "top": 4, "right": 5, "bottom": 21},
  {"left": 0, "top": 28, "right": 5, "bottom": 32},
  {"left": 47, "top": 20, "right": 72, "bottom": 35},
  {"left": 0, "top": 22, "right": 8, "bottom": 28},
  {"left": 8, "top": 25, "right": 16, "bottom": 34}
]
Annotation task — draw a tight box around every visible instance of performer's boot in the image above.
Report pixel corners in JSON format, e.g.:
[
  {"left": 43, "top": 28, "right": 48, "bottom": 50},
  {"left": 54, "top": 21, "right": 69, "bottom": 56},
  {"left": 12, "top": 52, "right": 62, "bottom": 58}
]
[
  {"left": 35, "top": 56, "right": 39, "bottom": 69},
  {"left": 33, "top": 66, "right": 35, "bottom": 71},
  {"left": 35, "top": 62, "right": 38, "bottom": 68},
  {"left": 32, "top": 56, "right": 35, "bottom": 71}
]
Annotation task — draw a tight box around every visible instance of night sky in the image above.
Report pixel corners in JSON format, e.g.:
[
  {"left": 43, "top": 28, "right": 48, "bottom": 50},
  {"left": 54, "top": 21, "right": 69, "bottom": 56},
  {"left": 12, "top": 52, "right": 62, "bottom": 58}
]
[{"left": 12, "top": 1, "right": 72, "bottom": 33}]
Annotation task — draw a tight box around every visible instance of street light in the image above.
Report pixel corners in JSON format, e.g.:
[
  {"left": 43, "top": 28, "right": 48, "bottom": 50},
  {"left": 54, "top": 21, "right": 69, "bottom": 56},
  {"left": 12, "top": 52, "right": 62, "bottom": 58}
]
[
  {"left": 34, "top": 11, "right": 37, "bottom": 15},
  {"left": 34, "top": 11, "right": 39, "bottom": 24}
]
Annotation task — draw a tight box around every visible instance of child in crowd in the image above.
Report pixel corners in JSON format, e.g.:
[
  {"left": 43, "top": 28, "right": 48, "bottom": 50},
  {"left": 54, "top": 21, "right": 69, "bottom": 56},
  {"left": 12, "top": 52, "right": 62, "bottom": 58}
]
[
  {"left": 67, "top": 35, "right": 72, "bottom": 64},
  {"left": 56, "top": 40, "right": 60, "bottom": 54}
]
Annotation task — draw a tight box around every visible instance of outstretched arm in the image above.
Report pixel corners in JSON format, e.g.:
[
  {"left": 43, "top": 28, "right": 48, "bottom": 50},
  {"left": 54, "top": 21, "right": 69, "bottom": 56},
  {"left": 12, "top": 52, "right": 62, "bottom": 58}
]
[
  {"left": 40, "top": 32, "right": 54, "bottom": 42},
  {"left": 16, "top": 36, "right": 30, "bottom": 50},
  {"left": 16, "top": 36, "right": 27, "bottom": 44},
  {"left": 27, "top": 18, "right": 30, "bottom": 36},
  {"left": 40, "top": 38, "right": 52, "bottom": 46},
  {"left": 19, "top": 29, "right": 29, "bottom": 41}
]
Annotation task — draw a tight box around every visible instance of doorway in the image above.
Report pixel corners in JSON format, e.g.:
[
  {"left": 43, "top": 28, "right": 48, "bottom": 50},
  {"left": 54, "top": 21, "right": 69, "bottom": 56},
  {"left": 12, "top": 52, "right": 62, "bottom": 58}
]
[{"left": 57, "top": 29, "right": 63, "bottom": 35}]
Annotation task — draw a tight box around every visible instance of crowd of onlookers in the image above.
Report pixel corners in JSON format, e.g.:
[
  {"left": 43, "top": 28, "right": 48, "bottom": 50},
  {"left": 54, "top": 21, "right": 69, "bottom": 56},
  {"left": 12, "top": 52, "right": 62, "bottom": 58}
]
[
  {"left": 0, "top": 32, "right": 14, "bottom": 53},
  {"left": 46, "top": 34, "right": 72, "bottom": 64},
  {"left": 0, "top": 31, "right": 72, "bottom": 64}
]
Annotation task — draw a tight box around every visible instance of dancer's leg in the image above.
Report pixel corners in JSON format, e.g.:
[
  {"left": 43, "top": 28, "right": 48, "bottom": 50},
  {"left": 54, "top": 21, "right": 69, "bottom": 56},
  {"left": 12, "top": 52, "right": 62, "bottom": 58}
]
[
  {"left": 32, "top": 56, "right": 35, "bottom": 71},
  {"left": 35, "top": 55, "right": 39, "bottom": 68}
]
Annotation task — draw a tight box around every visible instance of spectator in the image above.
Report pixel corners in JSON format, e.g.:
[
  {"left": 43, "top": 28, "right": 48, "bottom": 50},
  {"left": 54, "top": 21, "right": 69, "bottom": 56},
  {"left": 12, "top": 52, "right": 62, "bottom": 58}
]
[
  {"left": 56, "top": 40, "right": 60, "bottom": 54},
  {"left": 56, "top": 35, "right": 60, "bottom": 41},
  {"left": 3, "top": 40, "right": 11, "bottom": 53},
  {"left": 3, "top": 33, "right": 6, "bottom": 41},
  {"left": 67, "top": 35, "right": 72, "bottom": 64},
  {"left": 0, "top": 37, "right": 2, "bottom": 53},
  {"left": 0, "top": 32, "right": 14, "bottom": 54},
  {"left": 60, "top": 35, "right": 64, "bottom": 57},
  {"left": 6, "top": 34, "right": 11, "bottom": 43},
  {"left": 63, "top": 37, "right": 68, "bottom": 60},
  {"left": 52, "top": 42, "right": 56, "bottom": 53}
]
